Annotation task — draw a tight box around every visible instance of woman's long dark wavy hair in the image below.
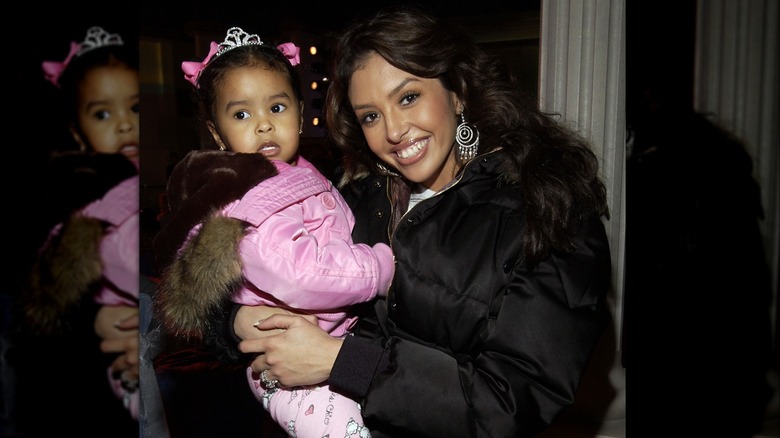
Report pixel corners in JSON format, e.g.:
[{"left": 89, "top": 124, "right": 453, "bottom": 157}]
[{"left": 326, "top": 5, "right": 609, "bottom": 266}]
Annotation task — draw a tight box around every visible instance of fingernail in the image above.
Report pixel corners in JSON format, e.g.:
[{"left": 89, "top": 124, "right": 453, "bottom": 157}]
[{"left": 252, "top": 319, "right": 265, "bottom": 328}]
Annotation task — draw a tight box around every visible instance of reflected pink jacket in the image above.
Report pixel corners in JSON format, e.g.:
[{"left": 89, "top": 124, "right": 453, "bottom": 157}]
[
  {"left": 78, "top": 173, "right": 140, "bottom": 419},
  {"left": 81, "top": 174, "right": 140, "bottom": 306}
]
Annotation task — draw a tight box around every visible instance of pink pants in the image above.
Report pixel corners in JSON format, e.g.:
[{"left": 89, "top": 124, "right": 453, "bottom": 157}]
[{"left": 247, "top": 367, "right": 371, "bottom": 437}]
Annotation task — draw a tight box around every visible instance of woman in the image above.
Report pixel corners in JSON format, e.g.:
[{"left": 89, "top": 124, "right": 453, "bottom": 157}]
[{"left": 215, "top": 6, "right": 612, "bottom": 437}]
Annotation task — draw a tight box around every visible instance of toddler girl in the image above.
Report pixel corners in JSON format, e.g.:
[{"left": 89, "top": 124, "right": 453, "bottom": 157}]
[{"left": 153, "top": 27, "right": 392, "bottom": 438}]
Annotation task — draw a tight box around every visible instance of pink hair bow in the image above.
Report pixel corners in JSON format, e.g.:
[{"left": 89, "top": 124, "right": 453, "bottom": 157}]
[
  {"left": 277, "top": 42, "right": 300, "bottom": 66},
  {"left": 181, "top": 41, "right": 220, "bottom": 88},
  {"left": 42, "top": 41, "right": 80, "bottom": 87}
]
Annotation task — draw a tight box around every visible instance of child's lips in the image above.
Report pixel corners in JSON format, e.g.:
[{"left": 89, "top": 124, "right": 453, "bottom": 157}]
[
  {"left": 259, "top": 143, "right": 280, "bottom": 157},
  {"left": 119, "top": 144, "right": 139, "bottom": 157}
]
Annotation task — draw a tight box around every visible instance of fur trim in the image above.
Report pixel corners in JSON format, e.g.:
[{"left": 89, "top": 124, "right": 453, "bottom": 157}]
[
  {"left": 23, "top": 215, "right": 105, "bottom": 335},
  {"left": 155, "top": 213, "right": 247, "bottom": 339},
  {"left": 153, "top": 150, "right": 277, "bottom": 273}
]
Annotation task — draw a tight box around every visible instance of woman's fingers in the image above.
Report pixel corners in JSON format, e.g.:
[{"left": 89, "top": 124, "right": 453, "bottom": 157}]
[
  {"left": 239, "top": 314, "right": 343, "bottom": 387},
  {"left": 94, "top": 305, "right": 137, "bottom": 339}
]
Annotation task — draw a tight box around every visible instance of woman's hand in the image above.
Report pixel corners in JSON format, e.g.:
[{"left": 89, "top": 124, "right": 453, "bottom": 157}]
[
  {"left": 94, "top": 307, "right": 139, "bottom": 380},
  {"left": 94, "top": 305, "right": 138, "bottom": 340},
  {"left": 238, "top": 314, "right": 343, "bottom": 388},
  {"left": 233, "top": 305, "right": 295, "bottom": 340},
  {"left": 101, "top": 332, "right": 140, "bottom": 381}
]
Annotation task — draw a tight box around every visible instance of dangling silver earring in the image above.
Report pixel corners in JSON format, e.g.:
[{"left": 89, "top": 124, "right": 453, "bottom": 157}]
[{"left": 456, "top": 113, "right": 479, "bottom": 161}]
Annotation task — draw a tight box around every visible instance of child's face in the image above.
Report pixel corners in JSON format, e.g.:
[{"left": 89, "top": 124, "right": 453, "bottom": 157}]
[
  {"left": 72, "top": 65, "right": 140, "bottom": 161},
  {"left": 209, "top": 65, "right": 303, "bottom": 163}
]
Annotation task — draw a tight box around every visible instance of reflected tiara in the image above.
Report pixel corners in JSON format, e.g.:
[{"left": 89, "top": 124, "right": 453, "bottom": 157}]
[
  {"left": 77, "top": 26, "right": 124, "bottom": 56},
  {"left": 42, "top": 26, "right": 125, "bottom": 87}
]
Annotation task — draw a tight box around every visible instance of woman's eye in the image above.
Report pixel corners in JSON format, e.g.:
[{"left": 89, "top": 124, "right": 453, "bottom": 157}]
[
  {"left": 234, "top": 110, "right": 250, "bottom": 120},
  {"left": 359, "top": 112, "right": 378, "bottom": 126},
  {"left": 271, "top": 103, "right": 287, "bottom": 113},
  {"left": 400, "top": 92, "right": 420, "bottom": 106}
]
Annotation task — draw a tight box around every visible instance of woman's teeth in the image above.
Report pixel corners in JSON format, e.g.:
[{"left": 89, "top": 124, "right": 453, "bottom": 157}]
[{"left": 396, "top": 140, "right": 425, "bottom": 159}]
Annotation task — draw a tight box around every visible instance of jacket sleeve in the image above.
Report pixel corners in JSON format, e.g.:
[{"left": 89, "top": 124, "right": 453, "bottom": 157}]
[
  {"left": 227, "top": 172, "right": 394, "bottom": 311},
  {"left": 335, "top": 215, "right": 612, "bottom": 438}
]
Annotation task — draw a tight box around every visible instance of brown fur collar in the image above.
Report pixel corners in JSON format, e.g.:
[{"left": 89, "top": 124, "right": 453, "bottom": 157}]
[
  {"left": 152, "top": 150, "right": 278, "bottom": 340},
  {"left": 156, "top": 214, "right": 247, "bottom": 339},
  {"left": 152, "top": 150, "right": 277, "bottom": 272},
  {"left": 23, "top": 215, "right": 105, "bottom": 335}
]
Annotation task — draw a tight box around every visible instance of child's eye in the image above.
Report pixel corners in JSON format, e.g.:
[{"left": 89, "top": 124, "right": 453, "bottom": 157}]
[
  {"left": 400, "top": 92, "right": 420, "bottom": 106},
  {"left": 131, "top": 103, "right": 140, "bottom": 114},
  {"left": 234, "top": 110, "right": 251, "bottom": 120},
  {"left": 93, "top": 110, "right": 111, "bottom": 121},
  {"left": 271, "top": 103, "right": 287, "bottom": 114}
]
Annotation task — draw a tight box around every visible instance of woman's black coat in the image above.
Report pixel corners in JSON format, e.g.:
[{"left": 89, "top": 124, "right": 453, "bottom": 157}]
[{"left": 333, "top": 149, "right": 613, "bottom": 438}]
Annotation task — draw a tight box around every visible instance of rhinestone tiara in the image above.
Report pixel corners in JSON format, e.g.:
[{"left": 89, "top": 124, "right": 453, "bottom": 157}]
[
  {"left": 214, "top": 27, "right": 266, "bottom": 58},
  {"left": 77, "top": 26, "right": 124, "bottom": 57}
]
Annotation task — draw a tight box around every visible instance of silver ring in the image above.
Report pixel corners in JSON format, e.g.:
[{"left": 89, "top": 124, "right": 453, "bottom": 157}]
[{"left": 260, "top": 369, "right": 279, "bottom": 390}]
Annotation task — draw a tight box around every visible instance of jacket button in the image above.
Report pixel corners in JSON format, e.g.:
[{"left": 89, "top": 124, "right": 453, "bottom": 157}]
[
  {"left": 374, "top": 210, "right": 384, "bottom": 218},
  {"left": 503, "top": 263, "right": 511, "bottom": 272},
  {"left": 373, "top": 180, "right": 382, "bottom": 188},
  {"left": 391, "top": 302, "right": 397, "bottom": 309},
  {"left": 320, "top": 193, "right": 337, "bottom": 209}
]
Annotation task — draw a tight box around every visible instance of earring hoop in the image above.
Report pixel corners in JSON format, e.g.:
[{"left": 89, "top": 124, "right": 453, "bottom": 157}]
[{"left": 456, "top": 113, "right": 479, "bottom": 161}]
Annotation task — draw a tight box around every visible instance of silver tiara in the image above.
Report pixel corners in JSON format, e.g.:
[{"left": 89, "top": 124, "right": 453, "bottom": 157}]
[
  {"left": 214, "top": 27, "right": 266, "bottom": 58},
  {"left": 77, "top": 26, "right": 124, "bottom": 57}
]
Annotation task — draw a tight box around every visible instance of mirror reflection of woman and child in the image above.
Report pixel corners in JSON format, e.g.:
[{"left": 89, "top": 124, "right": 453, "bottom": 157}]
[
  {"left": 3, "top": 25, "right": 140, "bottom": 437},
  {"left": 6, "top": 5, "right": 619, "bottom": 438}
]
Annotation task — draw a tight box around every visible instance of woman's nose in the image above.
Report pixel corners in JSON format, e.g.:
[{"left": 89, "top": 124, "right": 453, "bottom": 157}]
[{"left": 384, "top": 113, "right": 408, "bottom": 144}]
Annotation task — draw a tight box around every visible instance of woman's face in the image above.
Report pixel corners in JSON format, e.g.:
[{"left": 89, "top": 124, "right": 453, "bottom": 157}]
[
  {"left": 348, "top": 52, "right": 461, "bottom": 192},
  {"left": 73, "top": 65, "right": 139, "bottom": 161},
  {"left": 209, "top": 65, "right": 302, "bottom": 164}
]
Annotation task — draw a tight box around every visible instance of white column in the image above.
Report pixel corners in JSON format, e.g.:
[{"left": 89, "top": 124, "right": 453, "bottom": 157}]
[
  {"left": 539, "top": 0, "right": 626, "bottom": 350},
  {"left": 539, "top": 0, "right": 626, "bottom": 431}
]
